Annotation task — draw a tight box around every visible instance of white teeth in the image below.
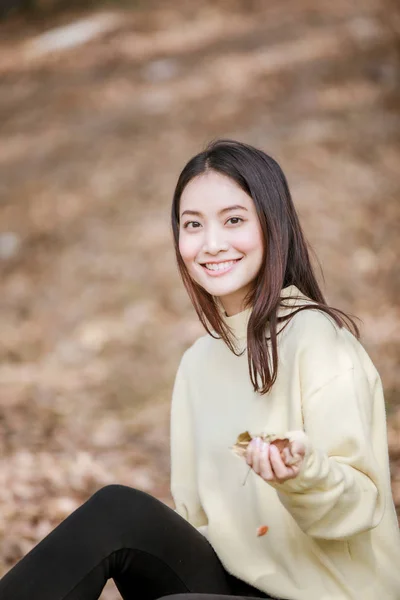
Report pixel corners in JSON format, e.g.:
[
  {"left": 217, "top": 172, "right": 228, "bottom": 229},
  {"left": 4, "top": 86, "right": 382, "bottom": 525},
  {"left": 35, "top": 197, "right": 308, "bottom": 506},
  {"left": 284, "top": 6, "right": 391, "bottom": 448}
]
[{"left": 204, "top": 260, "right": 237, "bottom": 271}]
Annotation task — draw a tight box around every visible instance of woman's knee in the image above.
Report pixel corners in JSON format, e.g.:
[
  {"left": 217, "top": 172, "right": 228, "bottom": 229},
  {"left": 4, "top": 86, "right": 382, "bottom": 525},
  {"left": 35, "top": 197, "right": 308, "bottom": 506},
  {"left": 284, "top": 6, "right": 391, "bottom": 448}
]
[
  {"left": 89, "top": 484, "right": 157, "bottom": 513},
  {"left": 157, "top": 595, "right": 191, "bottom": 600},
  {"left": 157, "top": 596, "right": 219, "bottom": 600}
]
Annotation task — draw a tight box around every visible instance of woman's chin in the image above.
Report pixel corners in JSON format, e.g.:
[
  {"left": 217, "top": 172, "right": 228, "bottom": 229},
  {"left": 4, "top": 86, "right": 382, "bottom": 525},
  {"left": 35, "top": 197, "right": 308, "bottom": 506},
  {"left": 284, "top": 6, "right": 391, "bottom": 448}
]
[{"left": 199, "top": 281, "right": 245, "bottom": 299}]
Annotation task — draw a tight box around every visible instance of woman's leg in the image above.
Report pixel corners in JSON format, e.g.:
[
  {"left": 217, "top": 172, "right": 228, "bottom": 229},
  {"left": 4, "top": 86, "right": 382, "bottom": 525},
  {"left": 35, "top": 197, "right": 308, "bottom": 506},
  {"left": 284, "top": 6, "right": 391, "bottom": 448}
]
[
  {"left": 0, "top": 485, "right": 235, "bottom": 600},
  {"left": 158, "top": 593, "right": 279, "bottom": 600}
]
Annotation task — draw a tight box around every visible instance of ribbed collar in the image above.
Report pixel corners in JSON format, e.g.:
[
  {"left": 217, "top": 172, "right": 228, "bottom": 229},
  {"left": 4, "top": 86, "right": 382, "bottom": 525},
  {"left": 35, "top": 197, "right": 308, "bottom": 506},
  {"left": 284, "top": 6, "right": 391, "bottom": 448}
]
[{"left": 221, "top": 284, "right": 310, "bottom": 341}]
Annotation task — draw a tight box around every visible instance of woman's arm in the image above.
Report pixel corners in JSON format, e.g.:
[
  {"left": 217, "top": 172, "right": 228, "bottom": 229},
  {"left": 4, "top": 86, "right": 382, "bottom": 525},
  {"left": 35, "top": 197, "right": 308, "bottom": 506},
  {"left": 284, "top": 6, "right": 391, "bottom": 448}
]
[
  {"left": 170, "top": 355, "right": 208, "bottom": 529},
  {"left": 268, "top": 317, "right": 387, "bottom": 540},
  {"left": 272, "top": 370, "right": 386, "bottom": 539}
]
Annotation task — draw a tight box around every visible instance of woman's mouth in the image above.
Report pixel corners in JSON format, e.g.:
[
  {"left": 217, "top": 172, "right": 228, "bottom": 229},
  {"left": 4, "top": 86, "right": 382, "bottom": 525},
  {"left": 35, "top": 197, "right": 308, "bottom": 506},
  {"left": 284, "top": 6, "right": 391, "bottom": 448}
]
[{"left": 200, "top": 258, "right": 242, "bottom": 276}]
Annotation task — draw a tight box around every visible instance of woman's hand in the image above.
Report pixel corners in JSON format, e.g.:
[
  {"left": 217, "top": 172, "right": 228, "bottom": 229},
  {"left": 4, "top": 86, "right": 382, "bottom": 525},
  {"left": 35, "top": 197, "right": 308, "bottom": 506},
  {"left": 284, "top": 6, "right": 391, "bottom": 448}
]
[{"left": 245, "top": 436, "right": 306, "bottom": 484}]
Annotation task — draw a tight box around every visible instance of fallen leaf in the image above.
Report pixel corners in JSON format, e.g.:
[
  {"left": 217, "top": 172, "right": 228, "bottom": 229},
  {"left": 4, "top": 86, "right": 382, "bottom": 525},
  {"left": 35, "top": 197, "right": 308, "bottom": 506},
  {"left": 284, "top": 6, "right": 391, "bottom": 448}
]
[{"left": 256, "top": 525, "right": 269, "bottom": 536}]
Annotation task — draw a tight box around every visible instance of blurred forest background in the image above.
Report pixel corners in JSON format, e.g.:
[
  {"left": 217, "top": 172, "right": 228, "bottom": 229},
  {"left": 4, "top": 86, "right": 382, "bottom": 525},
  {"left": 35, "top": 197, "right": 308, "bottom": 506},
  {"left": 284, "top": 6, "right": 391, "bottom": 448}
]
[{"left": 0, "top": 0, "right": 399, "bottom": 598}]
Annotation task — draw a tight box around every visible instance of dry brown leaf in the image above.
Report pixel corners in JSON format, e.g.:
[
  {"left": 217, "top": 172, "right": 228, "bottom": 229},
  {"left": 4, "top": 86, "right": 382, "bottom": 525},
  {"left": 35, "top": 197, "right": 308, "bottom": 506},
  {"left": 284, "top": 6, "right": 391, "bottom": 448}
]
[
  {"left": 231, "top": 431, "right": 252, "bottom": 457},
  {"left": 256, "top": 525, "right": 269, "bottom": 537},
  {"left": 232, "top": 431, "right": 303, "bottom": 466}
]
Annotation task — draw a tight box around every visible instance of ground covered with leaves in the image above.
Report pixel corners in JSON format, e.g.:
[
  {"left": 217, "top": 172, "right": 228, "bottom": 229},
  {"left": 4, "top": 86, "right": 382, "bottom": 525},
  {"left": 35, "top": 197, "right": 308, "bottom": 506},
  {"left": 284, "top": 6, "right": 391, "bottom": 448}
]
[{"left": 0, "top": 1, "right": 399, "bottom": 597}]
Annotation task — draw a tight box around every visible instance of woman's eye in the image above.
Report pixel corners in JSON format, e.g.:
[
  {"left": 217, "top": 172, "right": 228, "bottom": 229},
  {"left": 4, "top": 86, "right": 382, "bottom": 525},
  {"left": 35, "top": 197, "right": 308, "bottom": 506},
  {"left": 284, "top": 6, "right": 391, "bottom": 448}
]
[
  {"left": 227, "top": 217, "right": 243, "bottom": 225},
  {"left": 183, "top": 221, "right": 201, "bottom": 229},
  {"left": 182, "top": 218, "right": 243, "bottom": 229}
]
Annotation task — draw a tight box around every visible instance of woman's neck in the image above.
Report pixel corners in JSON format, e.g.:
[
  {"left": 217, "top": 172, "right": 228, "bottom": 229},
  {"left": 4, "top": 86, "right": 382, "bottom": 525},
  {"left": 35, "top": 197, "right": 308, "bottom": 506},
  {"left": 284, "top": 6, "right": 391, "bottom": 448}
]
[{"left": 219, "top": 285, "right": 252, "bottom": 317}]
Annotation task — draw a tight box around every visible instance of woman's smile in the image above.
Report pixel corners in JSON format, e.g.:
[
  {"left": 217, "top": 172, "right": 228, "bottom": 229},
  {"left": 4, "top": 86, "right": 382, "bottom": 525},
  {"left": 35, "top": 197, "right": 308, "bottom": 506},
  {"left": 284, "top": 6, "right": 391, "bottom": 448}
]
[{"left": 200, "top": 258, "right": 243, "bottom": 276}]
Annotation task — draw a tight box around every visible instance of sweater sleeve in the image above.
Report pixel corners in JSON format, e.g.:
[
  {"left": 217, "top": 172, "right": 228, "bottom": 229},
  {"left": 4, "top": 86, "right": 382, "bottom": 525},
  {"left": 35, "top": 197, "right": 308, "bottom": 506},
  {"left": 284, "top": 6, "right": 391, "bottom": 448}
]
[
  {"left": 270, "top": 318, "right": 387, "bottom": 540},
  {"left": 170, "top": 355, "right": 208, "bottom": 530}
]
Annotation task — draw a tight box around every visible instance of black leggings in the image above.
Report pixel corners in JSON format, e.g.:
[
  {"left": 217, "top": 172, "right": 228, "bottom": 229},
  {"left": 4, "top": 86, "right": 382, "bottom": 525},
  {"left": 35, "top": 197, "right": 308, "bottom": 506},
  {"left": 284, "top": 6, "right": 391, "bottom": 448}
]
[{"left": 0, "top": 484, "right": 279, "bottom": 600}]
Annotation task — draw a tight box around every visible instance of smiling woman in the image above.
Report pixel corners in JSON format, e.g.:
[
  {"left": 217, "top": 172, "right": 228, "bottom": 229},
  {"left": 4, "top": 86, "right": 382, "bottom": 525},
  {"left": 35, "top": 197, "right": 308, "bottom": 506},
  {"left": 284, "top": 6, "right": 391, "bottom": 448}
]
[
  {"left": 178, "top": 171, "right": 263, "bottom": 316},
  {"left": 168, "top": 140, "right": 400, "bottom": 599},
  {"left": 170, "top": 139, "right": 359, "bottom": 395},
  {"left": 1, "top": 140, "right": 399, "bottom": 600}
]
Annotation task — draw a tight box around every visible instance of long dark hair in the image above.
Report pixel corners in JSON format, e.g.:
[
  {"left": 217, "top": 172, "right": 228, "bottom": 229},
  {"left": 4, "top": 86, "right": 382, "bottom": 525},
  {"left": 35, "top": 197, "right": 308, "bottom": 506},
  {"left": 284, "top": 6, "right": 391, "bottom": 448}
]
[{"left": 171, "top": 139, "right": 359, "bottom": 395}]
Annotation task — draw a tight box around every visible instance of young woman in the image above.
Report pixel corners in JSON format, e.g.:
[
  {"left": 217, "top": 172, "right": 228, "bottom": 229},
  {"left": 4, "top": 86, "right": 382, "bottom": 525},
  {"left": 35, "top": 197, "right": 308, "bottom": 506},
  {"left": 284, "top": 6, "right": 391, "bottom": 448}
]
[{"left": 0, "top": 139, "right": 399, "bottom": 600}]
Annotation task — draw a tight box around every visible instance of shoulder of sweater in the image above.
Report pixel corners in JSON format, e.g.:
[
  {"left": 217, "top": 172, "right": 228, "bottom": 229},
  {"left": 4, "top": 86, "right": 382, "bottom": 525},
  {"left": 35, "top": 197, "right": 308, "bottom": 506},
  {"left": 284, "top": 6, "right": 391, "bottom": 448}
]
[
  {"left": 285, "top": 305, "right": 339, "bottom": 332},
  {"left": 287, "top": 307, "right": 380, "bottom": 382},
  {"left": 282, "top": 307, "right": 355, "bottom": 362},
  {"left": 282, "top": 304, "right": 353, "bottom": 343},
  {"left": 180, "top": 333, "right": 216, "bottom": 367}
]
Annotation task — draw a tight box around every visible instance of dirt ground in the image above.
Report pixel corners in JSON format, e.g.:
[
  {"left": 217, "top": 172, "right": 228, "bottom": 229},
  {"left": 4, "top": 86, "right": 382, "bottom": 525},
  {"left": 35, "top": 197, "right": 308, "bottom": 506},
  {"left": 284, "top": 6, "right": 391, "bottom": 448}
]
[{"left": 0, "top": 1, "right": 399, "bottom": 598}]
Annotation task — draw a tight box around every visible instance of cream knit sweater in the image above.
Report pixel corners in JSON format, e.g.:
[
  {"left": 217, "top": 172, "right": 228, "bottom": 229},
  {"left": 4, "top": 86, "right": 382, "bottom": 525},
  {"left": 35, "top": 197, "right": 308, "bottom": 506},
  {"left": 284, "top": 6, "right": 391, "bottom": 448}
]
[{"left": 170, "top": 285, "right": 400, "bottom": 600}]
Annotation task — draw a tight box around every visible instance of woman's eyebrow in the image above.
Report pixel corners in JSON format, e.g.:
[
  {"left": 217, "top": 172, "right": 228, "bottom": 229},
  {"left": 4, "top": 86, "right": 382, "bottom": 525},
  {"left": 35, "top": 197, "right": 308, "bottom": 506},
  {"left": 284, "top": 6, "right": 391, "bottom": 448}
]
[{"left": 181, "top": 204, "right": 248, "bottom": 217}]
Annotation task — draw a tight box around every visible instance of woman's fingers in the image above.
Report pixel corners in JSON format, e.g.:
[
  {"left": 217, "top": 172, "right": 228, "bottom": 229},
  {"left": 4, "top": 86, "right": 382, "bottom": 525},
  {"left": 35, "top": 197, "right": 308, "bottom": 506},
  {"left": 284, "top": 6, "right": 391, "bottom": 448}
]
[
  {"left": 250, "top": 438, "right": 262, "bottom": 474},
  {"left": 246, "top": 437, "right": 265, "bottom": 474},
  {"left": 291, "top": 439, "right": 306, "bottom": 459},
  {"left": 245, "top": 438, "right": 255, "bottom": 466},
  {"left": 260, "top": 443, "right": 274, "bottom": 481},
  {"left": 245, "top": 437, "right": 302, "bottom": 483},
  {"left": 269, "top": 443, "right": 289, "bottom": 480},
  {"left": 269, "top": 444, "right": 299, "bottom": 480}
]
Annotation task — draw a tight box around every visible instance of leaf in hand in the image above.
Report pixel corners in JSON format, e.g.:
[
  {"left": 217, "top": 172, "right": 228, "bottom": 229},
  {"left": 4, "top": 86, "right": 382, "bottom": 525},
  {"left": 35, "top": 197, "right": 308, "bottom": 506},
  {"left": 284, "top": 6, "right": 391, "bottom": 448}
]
[
  {"left": 232, "top": 431, "right": 304, "bottom": 466},
  {"left": 231, "top": 431, "right": 252, "bottom": 457}
]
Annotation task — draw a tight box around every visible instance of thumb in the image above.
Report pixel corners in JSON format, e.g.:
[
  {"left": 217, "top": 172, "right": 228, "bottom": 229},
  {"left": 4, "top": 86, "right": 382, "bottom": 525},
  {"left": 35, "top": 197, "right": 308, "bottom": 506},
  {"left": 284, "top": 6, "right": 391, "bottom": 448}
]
[
  {"left": 291, "top": 438, "right": 306, "bottom": 457},
  {"left": 286, "top": 430, "right": 311, "bottom": 464}
]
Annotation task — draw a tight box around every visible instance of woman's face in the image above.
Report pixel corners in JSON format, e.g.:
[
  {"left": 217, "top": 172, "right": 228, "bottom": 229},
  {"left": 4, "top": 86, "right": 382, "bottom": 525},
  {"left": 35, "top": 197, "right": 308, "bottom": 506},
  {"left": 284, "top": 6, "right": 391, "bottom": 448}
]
[{"left": 178, "top": 170, "right": 264, "bottom": 316}]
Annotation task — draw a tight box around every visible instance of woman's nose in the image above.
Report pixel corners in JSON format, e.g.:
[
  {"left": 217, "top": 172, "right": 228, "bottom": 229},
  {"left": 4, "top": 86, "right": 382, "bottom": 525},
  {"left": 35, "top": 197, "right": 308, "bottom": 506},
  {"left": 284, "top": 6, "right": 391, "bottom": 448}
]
[
  {"left": 202, "top": 237, "right": 229, "bottom": 254},
  {"left": 202, "top": 225, "right": 229, "bottom": 254}
]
